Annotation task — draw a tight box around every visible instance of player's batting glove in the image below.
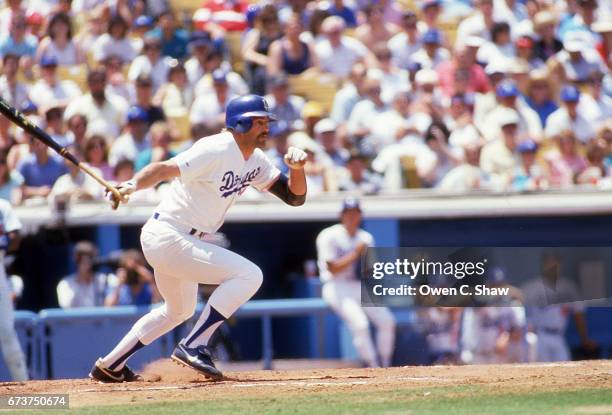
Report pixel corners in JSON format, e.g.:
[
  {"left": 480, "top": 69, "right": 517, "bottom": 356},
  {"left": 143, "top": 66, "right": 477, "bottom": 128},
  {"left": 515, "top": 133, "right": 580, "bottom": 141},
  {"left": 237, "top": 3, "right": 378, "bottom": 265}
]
[
  {"left": 283, "top": 146, "right": 307, "bottom": 170},
  {"left": 105, "top": 180, "right": 136, "bottom": 210}
]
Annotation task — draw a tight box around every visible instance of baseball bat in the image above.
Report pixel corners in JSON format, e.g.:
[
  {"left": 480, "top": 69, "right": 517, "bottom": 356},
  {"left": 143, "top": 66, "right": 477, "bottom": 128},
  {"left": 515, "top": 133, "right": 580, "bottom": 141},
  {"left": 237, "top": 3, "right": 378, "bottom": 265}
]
[{"left": 0, "top": 97, "right": 126, "bottom": 209}]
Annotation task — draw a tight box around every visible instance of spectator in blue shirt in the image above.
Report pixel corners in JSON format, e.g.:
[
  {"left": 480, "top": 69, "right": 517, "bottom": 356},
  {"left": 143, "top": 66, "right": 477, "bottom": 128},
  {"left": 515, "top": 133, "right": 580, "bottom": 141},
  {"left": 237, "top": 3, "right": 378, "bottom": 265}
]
[
  {"left": 525, "top": 70, "right": 558, "bottom": 128},
  {"left": 0, "top": 13, "right": 37, "bottom": 71},
  {"left": 327, "top": 0, "right": 357, "bottom": 28},
  {"left": 105, "top": 250, "right": 160, "bottom": 306},
  {"left": 148, "top": 11, "right": 189, "bottom": 59},
  {"left": 17, "top": 135, "right": 68, "bottom": 202}
]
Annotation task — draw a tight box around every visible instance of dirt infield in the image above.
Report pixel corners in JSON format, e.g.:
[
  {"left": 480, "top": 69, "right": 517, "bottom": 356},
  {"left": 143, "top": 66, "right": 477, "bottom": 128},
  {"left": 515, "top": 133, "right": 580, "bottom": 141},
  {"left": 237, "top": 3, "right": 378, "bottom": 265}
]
[{"left": 1, "top": 360, "right": 610, "bottom": 409}]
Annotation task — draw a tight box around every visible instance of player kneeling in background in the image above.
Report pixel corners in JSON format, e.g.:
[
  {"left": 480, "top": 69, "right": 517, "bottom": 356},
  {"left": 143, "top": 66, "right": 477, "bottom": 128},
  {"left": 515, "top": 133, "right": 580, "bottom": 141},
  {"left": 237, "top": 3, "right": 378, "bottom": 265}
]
[
  {"left": 316, "top": 198, "right": 396, "bottom": 367},
  {"left": 90, "top": 95, "right": 307, "bottom": 382}
]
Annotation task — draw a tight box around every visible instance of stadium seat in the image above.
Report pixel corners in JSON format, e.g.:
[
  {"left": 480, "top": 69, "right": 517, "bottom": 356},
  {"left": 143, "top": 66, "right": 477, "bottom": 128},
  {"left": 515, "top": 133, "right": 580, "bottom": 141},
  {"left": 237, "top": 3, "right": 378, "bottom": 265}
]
[
  {"left": 225, "top": 31, "right": 245, "bottom": 75},
  {"left": 400, "top": 155, "right": 421, "bottom": 188},
  {"left": 57, "top": 65, "right": 88, "bottom": 91},
  {"left": 169, "top": 0, "right": 201, "bottom": 16},
  {"left": 287, "top": 72, "right": 340, "bottom": 113}
]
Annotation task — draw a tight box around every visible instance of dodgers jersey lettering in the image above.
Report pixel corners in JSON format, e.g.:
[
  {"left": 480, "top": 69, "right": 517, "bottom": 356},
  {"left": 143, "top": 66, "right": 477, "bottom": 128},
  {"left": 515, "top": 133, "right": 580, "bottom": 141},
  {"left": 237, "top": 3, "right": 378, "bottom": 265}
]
[{"left": 156, "top": 131, "right": 280, "bottom": 233}]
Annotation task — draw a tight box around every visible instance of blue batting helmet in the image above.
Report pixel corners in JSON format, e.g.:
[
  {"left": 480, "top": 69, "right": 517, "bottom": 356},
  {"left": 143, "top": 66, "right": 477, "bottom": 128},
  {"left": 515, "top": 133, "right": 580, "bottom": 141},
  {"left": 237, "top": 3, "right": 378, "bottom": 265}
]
[{"left": 225, "top": 95, "right": 276, "bottom": 133}]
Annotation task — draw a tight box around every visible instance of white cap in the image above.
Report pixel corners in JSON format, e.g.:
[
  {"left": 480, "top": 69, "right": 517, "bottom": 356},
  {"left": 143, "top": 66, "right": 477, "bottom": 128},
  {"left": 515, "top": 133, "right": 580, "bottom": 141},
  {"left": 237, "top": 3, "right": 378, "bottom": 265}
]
[
  {"left": 564, "top": 30, "right": 590, "bottom": 52},
  {"left": 592, "top": 20, "right": 612, "bottom": 33},
  {"left": 415, "top": 68, "right": 439, "bottom": 85},
  {"left": 314, "top": 118, "right": 337, "bottom": 135},
  {"left": 497, "top": 108, "right": 520, "bottom": 127},
  {"left": 450, "top": 125, "right": 483, "bottom": 149},
  {"left": 485, "top": 59, "right": 509, "bottom": 76}
]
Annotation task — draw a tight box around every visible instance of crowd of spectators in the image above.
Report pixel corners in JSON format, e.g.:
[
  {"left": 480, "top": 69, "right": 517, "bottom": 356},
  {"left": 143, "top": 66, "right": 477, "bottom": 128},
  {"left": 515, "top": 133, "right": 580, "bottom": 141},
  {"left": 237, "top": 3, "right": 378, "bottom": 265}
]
[{"left": 0, "top": 0, "right": 609, "bottom": 205}]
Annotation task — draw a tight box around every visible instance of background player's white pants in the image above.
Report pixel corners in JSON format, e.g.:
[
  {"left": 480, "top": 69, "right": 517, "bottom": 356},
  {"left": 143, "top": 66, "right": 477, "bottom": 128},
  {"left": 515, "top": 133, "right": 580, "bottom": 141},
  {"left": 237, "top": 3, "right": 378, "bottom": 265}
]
[
  {"left": 536, "top": 331, "right": 570, "bottom": 362},
  {"left": 133, "top": 219, "right": 263, "bottom": 345},
  {"left": 0, "top": 271, "right": 28, "bottom": 380},
  {"left": 322, "top": 279, "right": 395, "bottom": 367}
]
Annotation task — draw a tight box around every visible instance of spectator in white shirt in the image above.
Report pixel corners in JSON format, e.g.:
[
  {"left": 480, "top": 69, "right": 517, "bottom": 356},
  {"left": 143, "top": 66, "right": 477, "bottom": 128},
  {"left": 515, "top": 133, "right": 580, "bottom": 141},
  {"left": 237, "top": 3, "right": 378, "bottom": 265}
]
[
  {"left": 482, "top": 79, "right": 543, "bottom": 142},
  {"left": 347, "top": 77, "right": 389, "bottom": 155},
  {"left": 184, "top": 32, "right": 212, "bottom": 87},
  {"left": 109, "top": 105, "right": 151, "bottom": 167},
  {"left": 128, "top": 33, "right": 173, "bottom": 93},
  {"left": 546, "top": 85, "right": 595, "bottom": 144},
  {"left": 189, "top": 69, "right": 235, "bottom": 128},
  {"left": 0, "top": 54, "right": 29, "bottom": 109},
  {"left": 64, "top": 68, "right": 128, "bottom": 138},
  {"left": 28, "top": 55, "right": 81, "bottom": 109},
  {"left": 556, "top": 32, "right": 608, "bottom": 84},
  {"left": 388, "top": 11, "right": 421, "bottom": 70},
  {"left": 194, "top": 50, "right": 248, "bottom": 98},
  {"left": 316, "top": 16, "right": 371, "bottom": 78},
  {"left": 56, "top": 241, "right": 116, "bottom": 308},
  {"left": 367, "top": 45, "right": 411, "bottom": 104},
  {"left": 578, "top": 71, "right": 612, "bottom": 126},
  {"left": 438, "top": 125, "right": 489, "bottom": 192},
  {"left": 92, "top": 14, "right": 136, "bottom": 64},
  {"left": 264, "top": 74, "right": 305, "bottom": 130},
  {"left": 477, "top": 22, "right": 515, "bottom": 66},
  {"left": 456, "top": 0, "right": 497, "bottom": 48},
  {"left": 412, "top": 29, "right": 450, "bottom": 70}
]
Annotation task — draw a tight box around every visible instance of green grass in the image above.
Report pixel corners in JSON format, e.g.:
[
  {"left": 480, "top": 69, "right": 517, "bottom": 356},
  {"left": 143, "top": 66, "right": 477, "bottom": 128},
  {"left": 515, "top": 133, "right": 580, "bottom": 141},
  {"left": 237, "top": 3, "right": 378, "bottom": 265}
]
[{"left": 14, "top": 387, "right": 612, "bottom": 415}]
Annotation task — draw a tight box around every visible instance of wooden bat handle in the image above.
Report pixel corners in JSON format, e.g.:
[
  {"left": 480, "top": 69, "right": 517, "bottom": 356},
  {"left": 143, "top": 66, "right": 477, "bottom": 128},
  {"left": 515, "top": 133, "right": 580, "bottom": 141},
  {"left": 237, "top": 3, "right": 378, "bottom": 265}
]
[{"left": 78, "top": 162, "right": 128, "bottom": 208}]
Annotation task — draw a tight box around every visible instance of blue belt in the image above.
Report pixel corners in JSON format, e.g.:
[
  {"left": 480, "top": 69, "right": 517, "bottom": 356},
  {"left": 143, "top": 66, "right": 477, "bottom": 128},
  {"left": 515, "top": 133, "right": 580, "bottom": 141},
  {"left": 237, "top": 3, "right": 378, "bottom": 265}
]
[{"left": 152, "top": 212, "right": 207, "bottom": 238}]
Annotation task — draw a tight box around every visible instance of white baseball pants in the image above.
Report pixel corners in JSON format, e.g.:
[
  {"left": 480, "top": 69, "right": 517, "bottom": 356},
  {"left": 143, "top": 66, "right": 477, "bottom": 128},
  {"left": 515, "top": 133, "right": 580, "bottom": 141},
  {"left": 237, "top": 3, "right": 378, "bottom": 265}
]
[
  {"left": 322, "top": 279, "right": 396, "bottom": 367},
  {"left": 132, "top": 218, "right": 263, "bottom": 345},
  {"left": 0, "top": 270, "right": 28, "bottom": 380}
]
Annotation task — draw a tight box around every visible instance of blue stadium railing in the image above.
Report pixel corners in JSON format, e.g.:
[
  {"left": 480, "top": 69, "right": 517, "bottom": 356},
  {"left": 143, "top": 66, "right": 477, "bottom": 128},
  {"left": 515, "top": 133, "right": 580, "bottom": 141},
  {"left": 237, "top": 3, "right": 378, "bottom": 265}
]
[{"left": 2, "top": 302, "right": 611, "bottom": 381}]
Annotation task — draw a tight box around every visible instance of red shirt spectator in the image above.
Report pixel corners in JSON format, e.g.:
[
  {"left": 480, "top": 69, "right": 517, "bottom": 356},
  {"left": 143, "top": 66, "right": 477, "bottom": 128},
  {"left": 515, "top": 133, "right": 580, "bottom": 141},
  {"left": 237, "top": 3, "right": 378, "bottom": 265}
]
[{"left": 436, "top": 45, "right": 490, "bottom": 97}]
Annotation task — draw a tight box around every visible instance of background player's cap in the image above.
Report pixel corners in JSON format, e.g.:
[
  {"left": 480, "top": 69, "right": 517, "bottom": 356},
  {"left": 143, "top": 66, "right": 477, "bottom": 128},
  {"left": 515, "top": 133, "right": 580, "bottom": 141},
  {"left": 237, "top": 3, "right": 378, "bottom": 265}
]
[{"left": 341, "top": 197, "right": 361, "bottom": 213}]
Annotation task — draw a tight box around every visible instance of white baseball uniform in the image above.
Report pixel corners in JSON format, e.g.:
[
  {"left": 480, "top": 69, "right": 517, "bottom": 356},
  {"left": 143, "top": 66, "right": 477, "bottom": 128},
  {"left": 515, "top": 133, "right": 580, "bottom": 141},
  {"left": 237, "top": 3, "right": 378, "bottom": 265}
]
[
  {"left": 101, "top": 131, "right": 281, "bottom": 370},
  {"left": 460, "top": 306, "right": 526, "bottom": 364},
  {"left": 0, "top": 199, "right": 28, "bottom": 381},
  {"left": 521, "top": 277, "right": 583, "bottom": 362},
  {"left": 316, "top": 224, "right": 396, "bottom": 368}
]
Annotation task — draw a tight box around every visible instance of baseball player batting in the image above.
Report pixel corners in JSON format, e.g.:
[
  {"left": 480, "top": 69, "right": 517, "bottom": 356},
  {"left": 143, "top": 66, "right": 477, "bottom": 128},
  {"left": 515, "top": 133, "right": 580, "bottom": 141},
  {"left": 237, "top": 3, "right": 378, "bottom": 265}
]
[{"left": 89, "top": 95, "right": 307, "bottom": 383}]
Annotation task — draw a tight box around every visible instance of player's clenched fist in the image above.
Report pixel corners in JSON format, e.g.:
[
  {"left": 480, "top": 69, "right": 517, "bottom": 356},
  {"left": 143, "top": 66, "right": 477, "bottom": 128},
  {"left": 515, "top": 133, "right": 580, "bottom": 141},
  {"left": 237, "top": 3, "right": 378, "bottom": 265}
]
[
  {"left": 283, "top": 146, "right": 307, "bottom": 170},
  {"left": 105, "top": 180, "right": 136, "bottom": 209}
]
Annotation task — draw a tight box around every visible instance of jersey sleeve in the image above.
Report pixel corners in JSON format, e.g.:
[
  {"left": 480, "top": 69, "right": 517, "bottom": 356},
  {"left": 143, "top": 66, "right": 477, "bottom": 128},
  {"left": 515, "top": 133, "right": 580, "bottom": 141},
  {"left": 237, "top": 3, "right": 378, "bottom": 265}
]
[
  {"left": 173, "top": 140, "right": 218, "bottom": 182},
  {"left": 250, "top": 150, "right": 281, "bottom": 191}
]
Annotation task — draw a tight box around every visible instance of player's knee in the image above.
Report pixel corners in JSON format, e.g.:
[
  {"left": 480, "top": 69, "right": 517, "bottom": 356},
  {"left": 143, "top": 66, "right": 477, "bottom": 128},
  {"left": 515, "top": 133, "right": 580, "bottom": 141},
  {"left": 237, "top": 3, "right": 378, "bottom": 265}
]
[
  {"left": 243, "top": 265, "right": 263, "bottom": 294},
  {"left": 165, "top": 303, "right": 195, "bottom": 325}
]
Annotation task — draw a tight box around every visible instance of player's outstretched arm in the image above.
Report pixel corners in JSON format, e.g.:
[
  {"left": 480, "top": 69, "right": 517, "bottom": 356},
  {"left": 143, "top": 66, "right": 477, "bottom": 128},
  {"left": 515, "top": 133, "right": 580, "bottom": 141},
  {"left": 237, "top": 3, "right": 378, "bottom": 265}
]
[
  {"left": 269, "top": 147, "right": 307, "bottom": 206},
  {"left": 107, "top": 160, "right": 180, "bottom": 206}
]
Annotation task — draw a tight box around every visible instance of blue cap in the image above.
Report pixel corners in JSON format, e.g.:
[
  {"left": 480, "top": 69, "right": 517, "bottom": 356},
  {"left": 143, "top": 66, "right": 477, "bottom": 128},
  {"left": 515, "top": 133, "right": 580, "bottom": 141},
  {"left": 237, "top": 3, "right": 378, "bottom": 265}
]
[
  {"left": 127, "top": 106, "right": 149, "bottom": 123},
  {"left": 189, "top": 31, "right": 212, "bottom": 47},
  {"left": 40, "top": 55, "right": 58, "bottom": 67},
  {"left": 560, "top": 85, "right": 580, "bottom": 102},
  {"left": 342, "top": 197, "right": 361, "bottom": 212},
  {"left": 517, "top": 139, "right": 538, "bottom": 153},
  {"left": 422, "top": 29, "right": 442, "bottom": 44},
  {"left": 269, "top": 120, "right": 290, "bottom": 137},
  {"left": 20, "top": 99, "right": 37, "bottom": 113},
  {"left": 134, "top": 15, "right": 153, "bottom": 28},
  {"left": 496, "top": 79, "right": 520, "bottom": 97},
  {"left": 212, "top": 69, "right": 227, "bottom": 84}
]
